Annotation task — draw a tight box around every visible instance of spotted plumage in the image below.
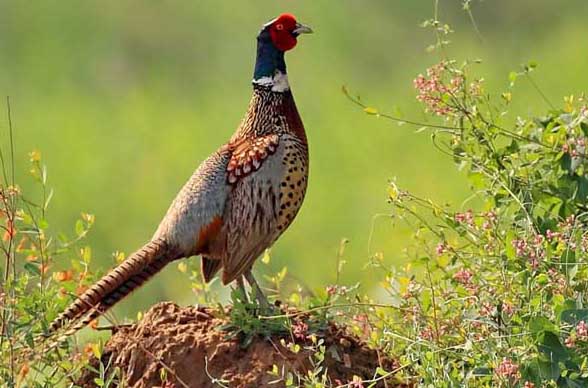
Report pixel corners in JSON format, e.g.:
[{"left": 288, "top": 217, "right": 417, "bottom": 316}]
[{"left": 46, "top": 13, "right": 312, "bottom": 342}]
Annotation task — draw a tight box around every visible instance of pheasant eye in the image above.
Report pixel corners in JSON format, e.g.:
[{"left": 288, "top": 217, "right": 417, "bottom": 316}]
[{"left": 275, "top": 23, "right": 284, "bottom": 31}]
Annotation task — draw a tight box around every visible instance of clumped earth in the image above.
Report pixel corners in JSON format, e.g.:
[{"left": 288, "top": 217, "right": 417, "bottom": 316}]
[{"left": 77, "top": 302, "right": 405, "bottom": 387}]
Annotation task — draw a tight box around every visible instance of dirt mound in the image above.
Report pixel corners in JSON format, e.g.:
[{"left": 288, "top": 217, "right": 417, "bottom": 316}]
[{"left": 77, "top": 302, "right": 406, "bottom": 387}]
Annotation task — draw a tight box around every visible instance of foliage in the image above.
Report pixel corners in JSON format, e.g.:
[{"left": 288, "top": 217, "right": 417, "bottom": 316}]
[
  {"left": 345, "top": 18, "right": 588, "bottom": 386},
  {"left": 0, "top": 123, "right": 111, "bottom": 385}
]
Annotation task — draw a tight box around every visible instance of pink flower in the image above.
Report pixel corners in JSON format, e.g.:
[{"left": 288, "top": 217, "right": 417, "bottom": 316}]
[
  {"left": 512, "top": 236, "right": 545, "bottom": 268},
  {"left": 436, "top": 242, "right": 449, "bottom": 255},
  {"left": 547, "top": 268, "right": 567, "bottom": 294},
  {"left": 486, "top": 211, "right": 496, "bottom": 219},
  {"left": 326, "top": 285, "right": 337, "bottom": 296},
  {"left": 292, "top": 320, "right": 309, "bottom": 340},
  {"left": 502, "top": 302, "right": 514, "bottom": 316},
  {"left": 565, "top": 335, "right": 576, "bottom": 348},
  {"left": 495, "top": 357, "right": 519, "bottom": 379},
  {"left": 419, "top": 326, "right": 435, "bottom": 341},
  {"left": 524, "top": 382, "right": 535, "bottom": 388},
  {"left": 577, "top": 320, "right": 588, "bottom": 338},
  {"left": 546, "top": 229, "right": 560, "bottom": 240},
  {"left": 581, "top": 234, "right": 588, "bottom": 253},
  {"left": 413, "top": 62, "right": 462, "bottom": 117},
  {"left": 348, "top": 376, "right": 364, "bottom": 388},
  {"left": 480, "top": 302, "right": 495, "bottom": 317},
  {"left": 512, "top": 239, "right": 528, "bottom": 257},
  {"left": 453, "top": 269, "right": 473, "bottom": 285}
]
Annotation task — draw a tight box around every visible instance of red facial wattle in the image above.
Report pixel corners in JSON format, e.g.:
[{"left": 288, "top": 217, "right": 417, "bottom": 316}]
[{"left": 269, "top": 13, "right": 298, "bottom": 51}]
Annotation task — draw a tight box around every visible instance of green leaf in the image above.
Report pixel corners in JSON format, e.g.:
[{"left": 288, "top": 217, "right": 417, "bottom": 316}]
[
  {"left": 363, "top": 107, "right": 379, "bottom": 115},
  {"left": 535, "top": 358, "right": 560, "bottom": 381},
  {"left": 38, "top": 218, "right": 49, "bottom": 230},
  {"left": 575, "top": 175, "right": 588, "bottom": 203},
  {"left": 75, "top": 219, "right": 85, "bottom": 237},
  {"left": 529, "top": 316, "right": 557, "bottom": 338},
  {"left": 508, "top": 71, "right": 518, "bottom": 85},
  {"left": 556, "top": 300, "right": 577, "bottom": 321},
  {"left": 561, "top": 309, "right": 588, "bottom": 326},
  {"left": 561, "top": 152, "right": 573, "bottom": 173},
  {"left": 24, "top": 262, "right": 41, "bottom": 276},
  {"left": 376, "top": 367, "right": 388, "bottom": 376},
  {"left": 538, "top": 331, "right": 568, "bottom": 362}
]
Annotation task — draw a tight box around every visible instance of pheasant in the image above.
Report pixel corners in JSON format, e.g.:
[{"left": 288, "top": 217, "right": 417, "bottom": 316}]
[{"left": 48, "top": 13, "right": 312, "bottom": 336}]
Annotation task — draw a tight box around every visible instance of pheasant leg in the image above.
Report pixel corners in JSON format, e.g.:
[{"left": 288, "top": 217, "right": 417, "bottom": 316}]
[
  {"left": 236, "top": 276, "right": 249, "bottom": 302},
  {"left": 244, "top": 270, "right": 270, "bottom": 309}
]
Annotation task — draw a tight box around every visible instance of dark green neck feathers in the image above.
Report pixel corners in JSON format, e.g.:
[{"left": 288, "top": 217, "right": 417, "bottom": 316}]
[{"left": 253, "top": 28, "right": 287, "bottom": 83}]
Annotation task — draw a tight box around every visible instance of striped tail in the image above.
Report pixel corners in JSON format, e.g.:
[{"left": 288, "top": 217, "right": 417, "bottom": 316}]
[{"left": 48, "top": 238, "right": 180, "bottom": 335}]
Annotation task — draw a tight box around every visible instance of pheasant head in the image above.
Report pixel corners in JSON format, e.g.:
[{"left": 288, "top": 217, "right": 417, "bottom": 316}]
[{"left": 253, "top": 13, "right": 313, "bottom": 92}]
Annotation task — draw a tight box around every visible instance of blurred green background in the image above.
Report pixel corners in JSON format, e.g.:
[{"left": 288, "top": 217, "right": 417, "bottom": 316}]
[{"left": 0, "top": 1, "right": 586, "bottom": 318}]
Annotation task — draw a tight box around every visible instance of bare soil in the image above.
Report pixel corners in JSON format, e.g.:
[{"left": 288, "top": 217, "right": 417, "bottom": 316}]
[{"left": 77, "top": 302, "right": 407, "bottom": 388}]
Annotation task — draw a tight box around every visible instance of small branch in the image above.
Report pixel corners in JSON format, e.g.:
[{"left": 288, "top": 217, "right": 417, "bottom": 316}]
[
  {"left": 95, "top": 324, "right": 134, "bottom": 332},
  {"left": 259, "top": 302, "right": 404, "bottom": 320}
]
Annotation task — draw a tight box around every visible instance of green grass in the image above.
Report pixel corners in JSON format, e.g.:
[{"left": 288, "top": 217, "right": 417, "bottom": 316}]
[{"left": 1, "top": 0, "right": 587, "bottom": 319}]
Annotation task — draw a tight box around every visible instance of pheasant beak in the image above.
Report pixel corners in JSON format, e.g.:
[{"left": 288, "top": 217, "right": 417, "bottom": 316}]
[{"left": 293, "top": 22, "right": 313, "bottom": 35}]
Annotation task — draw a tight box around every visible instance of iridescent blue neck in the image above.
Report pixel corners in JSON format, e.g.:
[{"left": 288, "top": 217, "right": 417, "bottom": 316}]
[{"left": 252, "top": 29, "right": 289, "bottom": 92}]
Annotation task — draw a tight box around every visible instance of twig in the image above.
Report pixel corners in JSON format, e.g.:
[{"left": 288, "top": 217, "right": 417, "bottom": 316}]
[
  {"left": 95, "top": 324, "right": 134, "bottom": 332},
  {"left": 137, "top": 342, "right": 191, "bottom": 388},
  {"left": 525, "top": 72, "right": 555, "bottom": 110},
  {"left": 259, "top": 303, "right": 403, "bottom": 320}
]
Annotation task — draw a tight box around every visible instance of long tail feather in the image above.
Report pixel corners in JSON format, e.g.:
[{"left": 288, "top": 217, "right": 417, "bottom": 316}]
[
  {"left": 48, "top": 238, "right": 179, "bottom": 334},
  {"left": 15, "top": 241, "right": 180, "bottom": 366}
]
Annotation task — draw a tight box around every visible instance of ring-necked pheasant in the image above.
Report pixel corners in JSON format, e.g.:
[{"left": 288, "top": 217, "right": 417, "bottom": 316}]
[{"left": 49, "top": 13, "right": 312, "bottom": 336}]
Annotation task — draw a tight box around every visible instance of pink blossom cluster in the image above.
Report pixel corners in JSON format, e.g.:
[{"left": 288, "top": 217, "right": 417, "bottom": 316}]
[
  {"left": 454, "top": 209, "right": 496, "bottom": 231},
  {"left": 452, "top": 268, "right": 479, "bottom": 294},
  {"left": 546, "top": 215, "right": 587, "bottom": 254},
  {"left": 502, "top": 302, "right": 515, "bottom": 316},
  {"left": 566, "top": 320, "right": 588, "bottom": 348},
  {"left": 495, "top": 357, "right": 520, "bottom": 379},
  {"left": 482, "top": 210, "right": 497, "bottom": 230},
  {"left": 578, "top": 320, "right": 588, "bottom": 337},
  {"left": 348, "top": 376, "right": 365, "bottom": 388},
  {"left": 453, "top": 269, "right": 473, "bottom": 284},
  {"left": 454, "top": 209, "right": 474, "bottom": 226},
  {"left": 547, "top": 268, "right": 567, "bottom": 295},
  {"left": 291, "top": 320, "right": 309, "bottom": 340},
  {"left": 326, "top": 285, "right": 337, "bottom": 296},
  {"left": 419, "top": 326, "right": 434, "bottom": 341},
  {"left": 402, "top": 280, "right": 421, "bottom": 300},
  {"left": 582, "top": 234, "right": 588, "bottom": 253},
  {"left": 480, "top": 301, "right": 495, "bottom": 317},
  {"left": 326, "top": 284, "right": 351, "bottom": 296},
  {"left": 414, "top": 62, "right": 462, "bottom": 116},
  {"left": 511, "top": 234, "right": 545, "bottom": 269},
  {"left": 402, "top": 305, "right": 421, "bottom": 324},
  {"left": 436, "top": 242, "right": 450, "bottom": 255},
  {"left": 468, "top": 79, "right": 484, "bottom": 97},
  {"left": 562, "top": 136, "right": 586, "bottom": 157},
  {"left": 419, "top": 324, "right": 448, "bottom": 341}
]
